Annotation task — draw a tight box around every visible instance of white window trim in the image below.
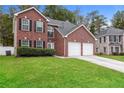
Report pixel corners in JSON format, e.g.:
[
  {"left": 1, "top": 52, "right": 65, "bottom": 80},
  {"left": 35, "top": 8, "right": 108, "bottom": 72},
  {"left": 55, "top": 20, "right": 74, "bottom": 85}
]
[
  {"left": 48, "top": 26, "right": 54, "bottom": 38},
  {"left": 21, "top": 18, "right": 30, "bottom": 31},
  {"left": 36, "top": 40, "right": 43, "bottom": 48},
  {"left": 36, "top": 21, "right": 43, "bottom": 32},
  {"left": 21, "top": 40, "right": 29, "bottom": 47},
  {"left": 47, "top": 42, "right": 54, "bottom": 49}
]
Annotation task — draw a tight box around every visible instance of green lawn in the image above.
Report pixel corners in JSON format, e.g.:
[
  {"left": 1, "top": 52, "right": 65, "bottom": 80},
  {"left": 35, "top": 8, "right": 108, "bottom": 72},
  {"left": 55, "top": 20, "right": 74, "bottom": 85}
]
[
  {"left": 99, "top": 55, "right": 124, "bottom": 62},
  {"left": 1, "top": 56, "right": 124, "bottom": 88}
]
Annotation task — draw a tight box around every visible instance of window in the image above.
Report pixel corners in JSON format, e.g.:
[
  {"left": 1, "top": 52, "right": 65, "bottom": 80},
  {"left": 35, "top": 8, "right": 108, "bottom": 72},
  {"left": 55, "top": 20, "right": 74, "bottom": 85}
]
[
  {"left": 47, "top": 42, "right": 54, "bottom": 49},
  {"left": 103, "top": 47, "right": 106, "bottom": 53},
  {"left": 96, "top": 48, "right": 98, "bottom": 53},
  {"left": 104, "top": 36, "right": 106, "bottom": 42},
  {"left": 36, "top": 21, "right": 43, "bottom": 32},
  {"left": 21, "top": 19, "right": 30, "bottom": 31},
  {"left": 21, "top": 40, "right": 29, "bottom": 47},
  {"left": 119, "top": 36, "right": 121, "bottom": 42},
  {"left": 111, "top": 47, "right": 113, "bottom": 53},
  {"left": 109, "top": 36, "right": 114, "bottom": 42},
  {"left": 114, "top": 35, "right": 116, "bottom": 42},
  {"left": 36, "top": 40, "right": 43, "bottom": 48},
  {"left": 99, "top": 37, "right": 102, "bottom": 43},
  {"left": 48, "top": 26, "right": 54, "bottom": 37},
  {"left": 115, "top": 47, "right": 119, "bottom": 53}
]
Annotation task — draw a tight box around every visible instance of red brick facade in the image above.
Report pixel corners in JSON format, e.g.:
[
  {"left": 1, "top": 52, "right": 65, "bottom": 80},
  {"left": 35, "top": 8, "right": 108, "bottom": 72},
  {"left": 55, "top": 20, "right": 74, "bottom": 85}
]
[
  {"left": 16, "top": 9, "right": 48, "bottom": 48},
  {"left": 14, "top": 8, "right": 96, "bottom": 57},
  {"left": 64, "top": 26, "right": 95, "bottom": 56}
]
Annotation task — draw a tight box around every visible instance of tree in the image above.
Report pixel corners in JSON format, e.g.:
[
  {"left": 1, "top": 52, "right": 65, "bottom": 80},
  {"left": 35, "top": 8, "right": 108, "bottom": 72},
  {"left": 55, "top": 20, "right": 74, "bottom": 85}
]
[
  {"left": 43, "top": 5, "right": 77, "bottom": 24},
  {"left": 85, "top": 10, "right": 107, "bottom": 34},
  {"left": 0, "top": 5, "right": 2, "bottom": 13},
  {"left": 8, "top": 6, "right": 17, "bottom": 18},
  {"left": 0, "top": 14, "right": 13, "bottom": 46},
  {"left": 112, "top": 11, "right": 124, "bottom": 29},
  {"left": 18, "top": 5, "right": 40, "bottom": 11},
  {"left": 73, "top": 8, "right": 85, "bottom": 25}
]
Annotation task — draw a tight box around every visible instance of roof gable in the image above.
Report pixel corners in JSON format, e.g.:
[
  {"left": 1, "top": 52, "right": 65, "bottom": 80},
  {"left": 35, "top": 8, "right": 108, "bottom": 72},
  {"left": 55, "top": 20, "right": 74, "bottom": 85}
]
[
  {"left": 14, "top": 7, "right": 49, "bottom": 22},
  {"left": 65, "top": 24, "right": 97, "bottom": 40}
]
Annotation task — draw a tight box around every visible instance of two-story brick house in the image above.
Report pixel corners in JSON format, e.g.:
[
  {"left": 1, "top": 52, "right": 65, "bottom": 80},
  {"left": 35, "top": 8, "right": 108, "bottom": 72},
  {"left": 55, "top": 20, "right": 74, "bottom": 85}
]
[
  {"left": 96, "top": 27, "right": 124, "bottom": 54},
  {"left": 13, "top": 7, "right": 96, "bottom": 57}
]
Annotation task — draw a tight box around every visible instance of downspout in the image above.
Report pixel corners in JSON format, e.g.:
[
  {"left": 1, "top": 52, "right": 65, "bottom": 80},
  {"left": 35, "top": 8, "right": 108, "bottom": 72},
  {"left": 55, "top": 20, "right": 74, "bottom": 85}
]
[{"left": 64, "top": 37, "right": 66, "bottom": 57}]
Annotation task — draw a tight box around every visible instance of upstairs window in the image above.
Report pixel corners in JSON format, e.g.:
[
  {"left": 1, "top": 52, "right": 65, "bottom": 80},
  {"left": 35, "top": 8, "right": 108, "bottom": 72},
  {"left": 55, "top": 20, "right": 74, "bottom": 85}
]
[
  {"left": 36, "top": 40, "right": 43, "bottom": 48},
  {"left": 99, "top": 37, "right": 102, "bottom": 43},
  {"left": 48, "top": 26, "right": 54, "bottom": 37},
  {"left": 21, "top": 19, "right": 30, "bottom": 31},
  {"left": 119, "top": 35, "right": 121, "bottom": 42},
  {"left": 104, "top": 36, "right": 106, "bottom": 43},
  {"left": 36, "top": 21, "right": 43, "bottom": 32},
  {"left": 114, "top": 35, "right": 116, "bottom": 42}
]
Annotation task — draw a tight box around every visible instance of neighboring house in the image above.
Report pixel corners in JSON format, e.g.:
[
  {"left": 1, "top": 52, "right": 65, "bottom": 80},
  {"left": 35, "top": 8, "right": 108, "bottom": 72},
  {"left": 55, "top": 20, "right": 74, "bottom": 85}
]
[
  {"left": 96, "top": 27, "right": 124, "bottom": 55},
  {"left": 0, "top": 13, "right": 2, "bottom": 46},
  {"left": 13, "top": 7, "right": 96, "bottom": 57}
]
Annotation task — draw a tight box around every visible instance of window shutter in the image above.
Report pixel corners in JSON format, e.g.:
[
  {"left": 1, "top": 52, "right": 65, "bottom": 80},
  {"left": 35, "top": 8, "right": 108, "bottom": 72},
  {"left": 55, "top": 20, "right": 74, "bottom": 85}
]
[
  {"left": 34, "top": 40, "right": 36, "bottom": 48},
  {"left": 34, "top": 21, "right": 36, "bottom": 32},
  {"left": 19, "top": 18, "right": 21, "bottom": 30},
  {"left": 43, "top": 41, "right": 45, "bottom": 48},
  {"left": 43, "top": 22, "right": 45, "bottom": 33},
  {"left": 30, "top": 20, "right": 32, "bottom": 31},
  {"left": 19, "top": 40, "right": 21, "bottom": 47},
  {"left": 29, "top": 40, "right": 32, "bottom": 47}
]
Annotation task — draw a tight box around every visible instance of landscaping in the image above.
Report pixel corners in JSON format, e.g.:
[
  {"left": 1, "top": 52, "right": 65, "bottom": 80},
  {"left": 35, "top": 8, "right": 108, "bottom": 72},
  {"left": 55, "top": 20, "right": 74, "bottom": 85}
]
[
  {"left": 1, "top": 56, "right": 124, "bottom": 88},
  {"left": 99, "top": 55, "right": 124, "bottom": 62}
]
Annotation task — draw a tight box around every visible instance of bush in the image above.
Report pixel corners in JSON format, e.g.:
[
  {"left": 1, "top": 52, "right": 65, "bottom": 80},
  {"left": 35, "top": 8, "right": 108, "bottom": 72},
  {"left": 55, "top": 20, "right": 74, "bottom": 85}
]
[
  {"left": 119, "top": 53, "right": 124, "bottom": 55},
  {"left": 17, "top": 47, "right": 55, "bottom": 57}
]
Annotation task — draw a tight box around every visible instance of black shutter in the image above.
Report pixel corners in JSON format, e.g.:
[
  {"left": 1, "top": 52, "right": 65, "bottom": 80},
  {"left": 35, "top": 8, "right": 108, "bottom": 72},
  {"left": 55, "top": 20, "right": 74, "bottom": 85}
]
[
  {"left": 34, "top": 40, "right": 36, "bottom": 48},
  {"left": 34, "top": 21, "right": 36, "bottom": 32},
  {"left": 30, "top": 20, "right": 32, "bottom": 31},
  {"left": 19, "top": 18, "right": 21, "bottom": 30},
  {"left": 29, "top": 40, "right": 32, "bottom": 47},
  {"left": 19, "top": 40, "right": 21, "bottom": 47},
  {"left": 43, "top": 22, "right": 45, "bottom": 33},
  {"left": 43, "top": 41, "right": 45, "bottom": 48}
]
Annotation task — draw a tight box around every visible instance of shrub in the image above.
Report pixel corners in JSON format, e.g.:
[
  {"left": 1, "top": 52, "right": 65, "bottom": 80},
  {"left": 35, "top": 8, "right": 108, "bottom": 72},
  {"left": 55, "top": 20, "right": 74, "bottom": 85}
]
[
  {"left": 17, "top": 47, "right": 55, "bottom": 57},
  {"left": 119, "top": 53, "right": 124, "bottom": 55}
]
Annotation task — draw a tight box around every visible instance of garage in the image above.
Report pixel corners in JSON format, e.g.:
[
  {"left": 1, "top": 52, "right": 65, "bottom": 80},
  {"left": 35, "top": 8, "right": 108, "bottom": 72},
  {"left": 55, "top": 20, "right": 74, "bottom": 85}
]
[
  {"left": 83, "top": 43, "right": 93, "bottom": 55},
  {"left": 68, "top": 42, "right": 81, "bottom": 56}
]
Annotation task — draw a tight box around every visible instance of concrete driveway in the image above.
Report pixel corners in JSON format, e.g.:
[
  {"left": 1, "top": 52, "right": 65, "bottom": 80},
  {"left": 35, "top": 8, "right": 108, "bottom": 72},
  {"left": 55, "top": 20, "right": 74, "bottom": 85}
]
[{"left": 73, "top": 56, "right": 124, "bottom": 73}]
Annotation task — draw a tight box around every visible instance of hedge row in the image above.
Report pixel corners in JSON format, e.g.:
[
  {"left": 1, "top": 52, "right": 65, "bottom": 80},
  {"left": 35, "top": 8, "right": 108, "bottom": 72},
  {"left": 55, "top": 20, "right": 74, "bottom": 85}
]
[{"left": 17, "top": 48, "right": 55, "bottom": 56}]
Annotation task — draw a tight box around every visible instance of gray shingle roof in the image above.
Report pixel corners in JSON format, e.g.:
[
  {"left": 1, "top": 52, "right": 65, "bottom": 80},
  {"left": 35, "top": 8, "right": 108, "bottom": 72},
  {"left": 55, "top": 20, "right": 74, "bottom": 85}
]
[
  {"left": 98, "top": 27, "right": 124, "bottom": 36},
  {"left": 47, "top": 17, "right": 78, "bottom": 36}
]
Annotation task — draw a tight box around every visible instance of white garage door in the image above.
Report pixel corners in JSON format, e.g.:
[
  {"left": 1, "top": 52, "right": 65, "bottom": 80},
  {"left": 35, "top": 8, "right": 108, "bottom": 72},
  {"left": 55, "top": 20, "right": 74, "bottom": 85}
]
[
  {"left": 68, "top": 42, "right": 81, "bottom": 56},
  {"left": 83, "top": 43, "right": 93, "bottom": 55}
]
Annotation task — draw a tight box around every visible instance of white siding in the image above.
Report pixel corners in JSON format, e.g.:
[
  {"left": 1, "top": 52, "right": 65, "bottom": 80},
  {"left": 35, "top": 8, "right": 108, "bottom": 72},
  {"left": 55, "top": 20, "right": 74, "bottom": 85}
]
[{"left": 0, "top": 46, "right": 14, "bottom": 55}]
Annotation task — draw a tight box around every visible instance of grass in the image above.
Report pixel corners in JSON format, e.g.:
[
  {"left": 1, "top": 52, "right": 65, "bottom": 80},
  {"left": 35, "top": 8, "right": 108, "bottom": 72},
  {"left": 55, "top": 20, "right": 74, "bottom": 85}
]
[
  {"left": 1, "top": 56, "right": 124, "bottom": 88},
  {"left": 99, "top": 55, "right": 124, "bottom": 62}
]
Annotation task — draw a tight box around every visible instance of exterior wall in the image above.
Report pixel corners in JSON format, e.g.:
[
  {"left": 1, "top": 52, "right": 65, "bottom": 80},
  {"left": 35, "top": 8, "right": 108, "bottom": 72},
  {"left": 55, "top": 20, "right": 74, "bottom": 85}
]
[
  {"left": 15, "top": 9, "right": 48, "bottom": 49},
  {"left": 122, "top": 34, "right": 124, "bottom": 53},
  {"left": 54, "top": 29, "right": 64, "bottom": 56},
  {"left": 96, "top": 36, "right": 110, "bottom": 55},
  {"left": 0, "top": 46, "right": 14, "bottom": 55},
  {"left": 65, "top": 26, "right": 96, "bottom": 56},
  {"left": 96, "top": 35, "right": 124, "bottom": 55}
]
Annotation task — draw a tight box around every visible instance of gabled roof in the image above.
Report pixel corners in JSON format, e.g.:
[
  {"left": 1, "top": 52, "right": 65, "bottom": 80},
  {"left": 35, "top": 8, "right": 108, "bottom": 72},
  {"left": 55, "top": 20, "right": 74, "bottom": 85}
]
[
  {"left": 47, "top": 17, "right": 76, "bottom": 35},
  {"left": 14, "top": 7, "right": 49, "bottom": 22},
  {"left": 14, "top": 7, "right": 96, "bottom": 40},
  {"left": 47, "top": 17, "right": 96, "bottom": 39},
  {"left": 98, "top": 27, "right": 124, "bottom": 36},
  {"left": 47, "top": 17, "right": 96, "bottom": 40}
]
